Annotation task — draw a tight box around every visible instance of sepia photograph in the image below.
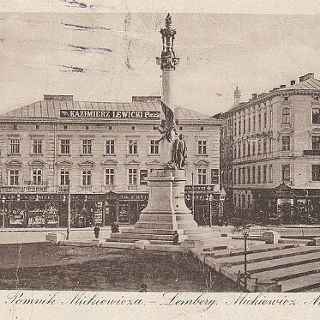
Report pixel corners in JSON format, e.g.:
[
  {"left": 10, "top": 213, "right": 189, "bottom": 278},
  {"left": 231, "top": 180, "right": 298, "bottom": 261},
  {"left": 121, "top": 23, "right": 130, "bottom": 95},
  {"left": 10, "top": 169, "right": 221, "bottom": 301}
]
[{"left": 2, "top": 3, "right": 320, "bottom": 313}]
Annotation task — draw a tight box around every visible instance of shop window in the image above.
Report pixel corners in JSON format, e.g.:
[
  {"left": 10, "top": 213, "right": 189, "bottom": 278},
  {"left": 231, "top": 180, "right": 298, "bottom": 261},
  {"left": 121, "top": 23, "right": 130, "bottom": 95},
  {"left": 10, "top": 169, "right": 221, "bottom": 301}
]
[
  {"left": 312, "top": 136, "right": 320, "bottom": 150},
  {"left": 150, "top": 140, "right": 159, "bottom": 155},
  {"left": 282, "top": 164, "right": 291, "bottom": 182},
  {"left": 197, "top": 168, "right": 207, "bottom": 185},
  {"left": 105, "top": 140, "right": 115, "bottom": 155},
  {"left": 10, "top": 139, "right": 20, "bottom": 155},
  {"left": 312, "top": 107, "right": 320, "bottom": 124},
  {"left": 60, "top": 169, "right": 70, "bottom": 186},
  {"left": 312, "top": 165, "right": 320, "bottom": 181},
  {"left": 105, "top": 168, "right": 115, "bottom": 185},
  {"left": 128, "top": 168, "right": 138, "bottom": 185},
  {"left": 281, "top": 135, "right": 291, "bottom": 151},
  {"left": 128, "top": 140, "right": 138, "bottom": 155},
  {"left": 282, "top": 107, "right": 290, "bottom": 124},
  {"left": 60, "top": 139, "right": 70, "bottom": 154},
  {"left": 82, "top": 139, "right": 92, "bottom": 155},
  {"left": 8, "top": 169, "right": 19, "bottom": 186},
  {"left": 211, "top": 169, "right": 219, "bottom": 184},
  {"left": 32, "top": 139, "right": 42, "bottom": 154},
  {"left": 82, "top": 170, "right": 92, "bottom": 186}
]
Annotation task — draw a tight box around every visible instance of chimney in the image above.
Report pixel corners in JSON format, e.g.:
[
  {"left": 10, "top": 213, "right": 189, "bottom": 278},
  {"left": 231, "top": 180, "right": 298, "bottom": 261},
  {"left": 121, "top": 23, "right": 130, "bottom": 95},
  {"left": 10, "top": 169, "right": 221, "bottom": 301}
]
[
  {"left": 280, "top": 85, "right": 286, "bottom": 89},
  {"left": 290, "top": 80, "right": 296, "bottom": 85},
  {"left": 44, "top": 94, "right": 73, "bottom": 101},
  {"left": 299, "top": 73, "right": 314, "bottom": 82},
  {"left": 252, "top": 93, "right": 257, "bottom": 99}
]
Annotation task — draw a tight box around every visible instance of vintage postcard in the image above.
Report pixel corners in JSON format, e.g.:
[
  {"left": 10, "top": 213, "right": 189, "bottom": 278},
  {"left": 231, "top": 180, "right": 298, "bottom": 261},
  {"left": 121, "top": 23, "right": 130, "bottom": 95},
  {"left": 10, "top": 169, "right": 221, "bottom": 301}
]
[{"left": 1, "top": 1, "right": 320, "bottom": 319}]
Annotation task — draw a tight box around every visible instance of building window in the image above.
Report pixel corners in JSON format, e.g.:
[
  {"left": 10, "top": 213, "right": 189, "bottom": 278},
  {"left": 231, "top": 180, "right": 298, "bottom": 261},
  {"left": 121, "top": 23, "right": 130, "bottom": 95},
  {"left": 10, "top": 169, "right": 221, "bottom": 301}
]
[
  {"left": 248, "top": 117, "right": 251, "bottom": 132},
  {"left": 312, "top": 107, "right": 320, "bottom": 124},
  {"left": 35, "top": 124, "right": 40, "bottom": 130},
  {"left": 32, "top": 169, "right": 43, "bottom": 185},
  {"left": 140, "top": 169, "right": 148, "bottom": 185},
  {"left": 238, "top": 142, "right": 241, "bottom": 158},
  {"left": 263, "top": 165, "right": 267, "bottom": 183},
  {"left": 257, "top": 165, "right": 261, "bottom": 184},
  {"left": 242, "top": 143, "right": 246, "bottom": 158},
  {"left": 60, "top": 169, "right": 70, "bottom": 186},
  {"left": 247, "top": 167, "right": 251, "bottom": 184},
  {"left": 197, "top": 168, "right": 207, "bottom": 184},
  {"left": 242, "top": 167, "right": 246, "bottom": 184},
  {"left": 269, "top": 164, "right": 273, "bottom": 183},
  {"left": 211, "top": 169, "right": 219, "bottom": 184},
  {"left": 282, "top": 136, "right": 291, "bottom": 151},
  {"left": 258, "top": 140, "right": 261, "bottom": 154},
  {"left": 282, "top": 107, "right": 290, "bottom": 124},
  {"left": 282, "top": 164, "right": 291, "bottom": 182},
  {"left": 258, "top": 113, "right": 261, "bottom": 130},
  {"left": 150, "top": 140, "right": 160, "bottom": 155},
  {"left": 238, "top": 119, "right": 241, "bottom": 136},
  {"left": 9, "top": 169, "right": 19, "bottom": 186},
  {"left": 269, "top": 109, "right": 273, "bottom": 128},
  {"left": 252, "top": 141, "right": 256, "bottom": 155},
  {"left": 247, "top": 142, "right": 251, "bottom": 157},
  {"left": 64, "top": 125, "right": 68, "bottom": 130},
  {"left": 233, "top": 169, "right": 237, "bottom": 184},
  {"left": 238, "top": 168, "right": 241, "bottom": 185},
  {"left": 252, "top": 166, "right": 256, "bottom": 184},
  {"left": 128, "top": 140, "right": 138, "bottom": 155},
  {"left": 82, "top": 170, "right": 92, "bottom": 186},
  {"left": 128, "top": 168, "right": 138, "bottom": 185},
  {"left": 131, "top": 126, "right": 136, "bottom": 130},
  {"left": 312, "top": 165, "right": 320, "bottom": 181},
  {"left": 312, "top": 136, "right": 320, "bottom": 150},
  {"left": 269, "top": 137, "right": 272, "bottom": 153},
  {"left": 263, "top": 139, "right": 267, "bottom": 154},
  {"left": 82, "top": 139, "right": 92, "bottom": 155},
  {"left": 253, "top": 114, "right": 256, "bottom": 131},
  {"left": 32, "top": 139, "right": 42, "bottom": 154},
  {"left": 264, "top": 111, "right": 267, "bottom": 128},
  {"left": 243, "top": 118, "right": 246, "bottom": 134},
  {"left": 10, "top": 139, "right": 20, "bottom": 154},
  {"left": 105, "top": 168, "right": 115, "bottom": 185},
  {"left": 234, "top": 146, "right": 237, "bottom": 159},
  {"left": 60, "top": 139, "right": 70, "bottom": 154},
  {"left": 198, "top": 141, "right": 207, "bottom": 155},
  {"left": 13, "top": 124, "right": 17, "bottom": 130},
  {"left": 105, "top": 140, "right": 115, "bottom": 155}
]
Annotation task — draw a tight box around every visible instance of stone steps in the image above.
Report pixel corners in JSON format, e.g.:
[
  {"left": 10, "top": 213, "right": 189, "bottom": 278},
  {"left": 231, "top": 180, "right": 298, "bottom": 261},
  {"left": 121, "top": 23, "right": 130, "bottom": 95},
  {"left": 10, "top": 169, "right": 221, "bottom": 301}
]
[
  {"left": 135, "top": 221, "right": 197, "bottom": 229},
  {"left": 229, "top": 250, "right": 320, "bottom": 274},
  {"left": 121, "top": 228, "right": 176, "bottom": 235},
  {"left": 110, "top": 232, "right": 179, "bottom": 241},
  {"left": 279, "top": 273, "right": 320, "bottom": 292},
  {"left": 253, "top": 260, "right": 320, "bottom": 281},
  {"left": 212, "top": 247, "right": 320, "bottom": 269},
  {"left": 105, "top": 238, "right": 174, "bottom": 245}
]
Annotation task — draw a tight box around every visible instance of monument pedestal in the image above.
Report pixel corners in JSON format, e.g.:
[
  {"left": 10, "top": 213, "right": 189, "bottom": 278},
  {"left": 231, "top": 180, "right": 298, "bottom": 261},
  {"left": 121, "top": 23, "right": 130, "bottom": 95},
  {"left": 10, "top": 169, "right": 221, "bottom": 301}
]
[{"left": 108, "top": 169, "right": 198, "bottom": 244}]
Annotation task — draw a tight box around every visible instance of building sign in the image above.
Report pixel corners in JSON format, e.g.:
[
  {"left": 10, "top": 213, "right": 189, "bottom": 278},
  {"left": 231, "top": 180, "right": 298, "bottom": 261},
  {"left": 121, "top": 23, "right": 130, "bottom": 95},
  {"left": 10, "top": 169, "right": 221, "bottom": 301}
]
[
  {"left": 185, "top": 185, "right": 215, "bottom": 193},
  {"left": 119, "top": 194, "right": 148, "bottom": 201},
  {"left": 94, "top": 202, "right": 103, "bottom": 225},
  {"left": 60, "top": 110, "right": 160, "bottom": 119}
]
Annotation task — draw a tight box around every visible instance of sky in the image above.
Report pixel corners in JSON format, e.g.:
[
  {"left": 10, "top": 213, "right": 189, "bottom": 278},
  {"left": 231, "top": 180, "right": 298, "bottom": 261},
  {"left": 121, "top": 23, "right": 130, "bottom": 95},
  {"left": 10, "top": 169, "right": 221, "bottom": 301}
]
[{"left": 1, "top": 1, "right": 320, "bottom": 116}]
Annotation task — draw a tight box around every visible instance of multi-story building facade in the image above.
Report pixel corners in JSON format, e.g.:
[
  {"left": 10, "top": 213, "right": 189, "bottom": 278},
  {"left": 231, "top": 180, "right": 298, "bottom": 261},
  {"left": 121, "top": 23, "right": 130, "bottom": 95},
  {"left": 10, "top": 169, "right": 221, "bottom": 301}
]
[
  {"left": 0, "top": 94, "right": 222, "bottom": 227},
  {"left": 220, "top": 73, "right": 320, "bottom": 224}
]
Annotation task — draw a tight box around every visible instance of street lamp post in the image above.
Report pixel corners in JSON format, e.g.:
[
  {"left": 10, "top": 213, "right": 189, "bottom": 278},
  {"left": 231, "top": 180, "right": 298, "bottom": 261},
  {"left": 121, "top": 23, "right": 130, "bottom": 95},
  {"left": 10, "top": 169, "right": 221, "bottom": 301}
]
[
  {"left": 208, "top": 194, "right": 213, "bottom": 227},
  {"left": 66, "top": 180, "right": 71, "bottom": 240},
  {"left": 243, "top": 226, "right": 249, "bottom": 291},
  {"left": 191, "top": 172, "right": 195, "bottom": 218}
]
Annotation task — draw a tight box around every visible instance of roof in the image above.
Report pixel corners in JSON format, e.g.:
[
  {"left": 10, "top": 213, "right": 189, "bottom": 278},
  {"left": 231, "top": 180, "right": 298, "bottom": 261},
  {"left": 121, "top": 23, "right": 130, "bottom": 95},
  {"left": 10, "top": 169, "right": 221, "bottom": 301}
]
[
  {"left": 0, "top": 96, "right": 215, "bottom": 122},
  {"left": 280, "top": 77, "right": 320, "bottom": 91}
]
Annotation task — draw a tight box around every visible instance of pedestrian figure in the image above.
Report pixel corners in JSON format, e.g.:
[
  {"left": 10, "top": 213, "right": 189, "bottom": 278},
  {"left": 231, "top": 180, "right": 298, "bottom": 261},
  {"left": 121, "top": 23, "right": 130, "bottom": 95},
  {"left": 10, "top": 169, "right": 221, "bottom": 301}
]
[
  {"left": 173, "top": 230, "right": 179, "bottom": 245},
  {"left": 94, "top": 225, "right": 100, "bottom": 239},
  {"left": 111, "top": 221, "right": 120, "bottom": 233}
]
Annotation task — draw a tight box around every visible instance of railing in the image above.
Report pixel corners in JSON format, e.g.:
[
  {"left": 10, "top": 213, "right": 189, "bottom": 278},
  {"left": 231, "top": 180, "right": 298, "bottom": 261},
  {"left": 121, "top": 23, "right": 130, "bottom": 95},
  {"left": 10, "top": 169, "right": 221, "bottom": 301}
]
[
  {"left": 128, "top": 185, "right": 138, "bottom": 191},
  {"left": 303, "top": 150, "right": 320, "bottom": 156},
  {"left": 101, "top": 185, "right": 115, "bottom": 192}
]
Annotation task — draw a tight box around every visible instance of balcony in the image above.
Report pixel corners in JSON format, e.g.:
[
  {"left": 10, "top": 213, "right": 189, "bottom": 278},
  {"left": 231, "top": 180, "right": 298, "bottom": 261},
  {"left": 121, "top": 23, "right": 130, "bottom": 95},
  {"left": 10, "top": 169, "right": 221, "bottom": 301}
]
[
  {"left": 303, "top": 150, "right": 320, "bottom": 156},
  {"left": 101, "top": 185, "right": 115, "bottom": 192},
  {"left": 128, "top": 185, "right": 138, "bottom": 191}
]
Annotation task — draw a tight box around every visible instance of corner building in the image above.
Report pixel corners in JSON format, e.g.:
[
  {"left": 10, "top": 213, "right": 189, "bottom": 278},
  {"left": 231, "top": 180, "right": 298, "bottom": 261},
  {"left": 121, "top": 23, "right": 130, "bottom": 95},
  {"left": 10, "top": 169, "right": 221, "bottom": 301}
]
[
  {"left": 0, "top": 95, "right": 222, "bottom": 227},
  {"left": 220, "top": 73, "right": 320, "bottom": 224}
]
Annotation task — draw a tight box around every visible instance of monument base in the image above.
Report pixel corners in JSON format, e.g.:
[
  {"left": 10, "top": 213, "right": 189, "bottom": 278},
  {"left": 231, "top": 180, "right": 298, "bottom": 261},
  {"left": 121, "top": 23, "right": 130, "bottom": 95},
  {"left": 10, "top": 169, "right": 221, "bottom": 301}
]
[{"left": 108, "top": 169, "right": 199, "bottom": 244}]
